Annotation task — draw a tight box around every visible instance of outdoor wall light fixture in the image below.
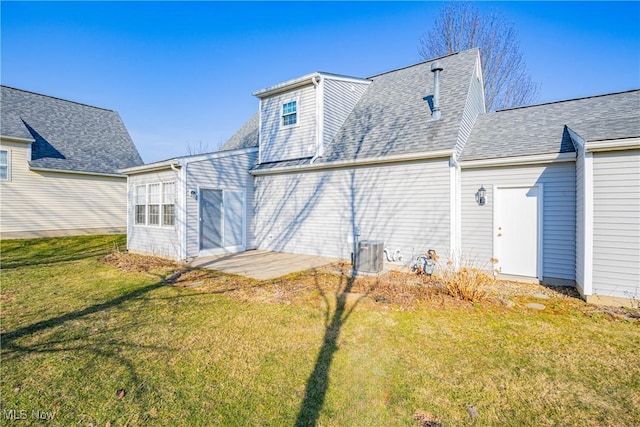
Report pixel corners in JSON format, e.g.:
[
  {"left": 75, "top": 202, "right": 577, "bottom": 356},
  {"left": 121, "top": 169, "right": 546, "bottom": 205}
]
[
  {"left": 189, "top": 190, "right": 198, "bottom": 199},
  {"left": 476, "top": 185, "right": 486, "bottom": 206}
]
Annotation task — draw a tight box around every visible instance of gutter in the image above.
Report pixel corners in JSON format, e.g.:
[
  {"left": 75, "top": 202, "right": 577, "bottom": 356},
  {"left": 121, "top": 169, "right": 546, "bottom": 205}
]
[
  {"left": 253, "top": 73, "right": 322, "bottom": 99},
  {"left": 29, "top": 166, "right": 126, "bottom": 178},
  {"left": 1, "top": 134, "right": 35, "bottom": 144},
  {"left": 459, "top": 152, "right": 576, "bottom": 169},
  {"left": 252, "top": 149, "right": 453, "bottom": 175},
  {"left": 586, "top": 136, "right": 640, "bottom": 153},
  {"left": 120, "top": 147, "right": 258, "bottom": 175},
  {"left": 119, "top": 162, "right": 181, "bottom": 175}
]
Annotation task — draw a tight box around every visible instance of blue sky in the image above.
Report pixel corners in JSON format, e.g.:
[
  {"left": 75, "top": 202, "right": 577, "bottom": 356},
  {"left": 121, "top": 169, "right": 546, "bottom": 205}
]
[{"left": 2, "top": 1, "right": 639, "bottom": 163}]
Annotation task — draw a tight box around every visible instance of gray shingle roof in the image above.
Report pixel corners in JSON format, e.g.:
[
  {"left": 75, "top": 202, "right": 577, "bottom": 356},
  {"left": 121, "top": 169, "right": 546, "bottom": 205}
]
[
  {"left": 1, "top": 86, "right": 143, "bottom": 174},
  {"left": 218, "top": 112, "right": 259, "bottom": 152},
  {"left": 317, "top": 48, "right": 478, "bottom": 163},
  {"left": 461, "top": 90, "right": 640, "bottom": 161},
  {"left": 217, "top": 48, "right": 480, "bottom": 168}
]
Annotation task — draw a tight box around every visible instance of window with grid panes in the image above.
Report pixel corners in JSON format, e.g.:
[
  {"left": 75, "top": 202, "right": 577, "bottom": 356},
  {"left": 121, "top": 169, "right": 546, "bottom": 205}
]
[
  {"left": 148, "top": 183, "right": 160, "bottom": 225},
  {"left": 282, "top": 101, "right": 297, "bottom": 126},
  {"left": 135, "top": 185, "right": 146, "bottom": 225},
  {"left": 162, "top": 182, "right": 175, "bottom": 226}
]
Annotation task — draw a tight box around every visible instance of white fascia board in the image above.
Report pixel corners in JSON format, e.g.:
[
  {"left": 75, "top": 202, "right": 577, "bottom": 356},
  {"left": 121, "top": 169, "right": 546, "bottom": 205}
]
[
  {"left": 251, "top": 149, "right": 453, "bottom": 175},
  {"left": 320, "top": 73, "right": 371, "bottom": 86},
  {"left": 586, "top": 136, "right": 640, "bottom": 152},
  {"left": 121, "top": 147, "right": 258, "bottom": 175},
  {"left": 120, "top": 162, "right": 181, "bottom": 175},
  {"left": 181, "top": 147, "right": 258, "bottom": 165},
  {"left": 29, "top": 166, "right": 126, "bottom": 178},
  {"left": 0, "top": 134, "right": 35, "bottom": 144},
  {"left": 252, "top": 73, "right": 319, "bottom": 98},
  {"left": 253, "top": 72, "right": 371, "bottom": 99},
  {"left": 459, "top": 152, "right": 576, "bottom": 169},
  {"left": 475, "top": 51, "right": 487, "bottom": 114}
]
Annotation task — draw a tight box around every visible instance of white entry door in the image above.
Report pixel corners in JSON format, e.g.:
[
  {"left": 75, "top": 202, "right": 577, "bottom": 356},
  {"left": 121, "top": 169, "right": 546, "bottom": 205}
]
[
  {"left": 200, "top": 189, "right": 245, "bottom": 256},
  {"left": 495, "top": 186, "right": 541, "bottom": 278}
]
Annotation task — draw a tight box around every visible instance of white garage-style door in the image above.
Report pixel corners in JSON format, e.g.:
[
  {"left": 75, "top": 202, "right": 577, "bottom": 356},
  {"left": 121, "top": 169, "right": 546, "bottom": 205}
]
[
  {"left": 494, "top": 186, "right": 542, "bottom": 278},
  {"left": 199, "top": 188, "right": 245, "bottom": 256}
]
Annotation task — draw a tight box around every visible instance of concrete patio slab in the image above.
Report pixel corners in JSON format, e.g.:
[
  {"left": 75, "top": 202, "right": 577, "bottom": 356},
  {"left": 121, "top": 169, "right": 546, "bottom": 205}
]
[{"left": 189, "top": 250, "right": 339, "bottom": 280}]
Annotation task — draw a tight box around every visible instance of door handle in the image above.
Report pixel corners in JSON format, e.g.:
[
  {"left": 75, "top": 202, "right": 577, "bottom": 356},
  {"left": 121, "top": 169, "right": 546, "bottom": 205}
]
[{"left": 497, "top": 226, "right": 502, "bottom": 237}]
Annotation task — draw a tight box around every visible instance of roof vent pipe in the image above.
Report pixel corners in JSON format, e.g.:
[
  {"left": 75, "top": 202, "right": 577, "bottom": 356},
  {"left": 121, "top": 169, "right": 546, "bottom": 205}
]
[{"left": 431, "top": 62, "right": 443, "bottom": 120}]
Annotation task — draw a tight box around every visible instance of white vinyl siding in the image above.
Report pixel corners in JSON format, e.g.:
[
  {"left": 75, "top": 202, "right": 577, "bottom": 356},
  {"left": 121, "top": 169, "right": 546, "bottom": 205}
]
[
  {"left": 185, "top": 150, "right": 258, "bottom": 258},
  {"left": 323, "top": 78, "right": 369, "bottom": 149},
  {"left": 255, "top": 159, "right": 451, "bottom": 263},
  {"left": 260, "top": 85, "right": 317, "bottom": 163},
  {"left": 461, "top": 162, "right": 576, "bottom": 281},
  {"left": 127, "top": 169, "right": 182, "bottom": 260},
  {"left": 592, "top": 150, "right": 640, "bottom": 299},
  {"left": 0, "top": 140, "right": 128, "bottom": 237}
]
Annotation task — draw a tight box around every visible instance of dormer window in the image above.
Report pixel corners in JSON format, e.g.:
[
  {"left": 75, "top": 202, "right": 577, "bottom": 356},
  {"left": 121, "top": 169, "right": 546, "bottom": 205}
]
[{"left": 282, "top": 100, "right": 297, "bottom": 127}]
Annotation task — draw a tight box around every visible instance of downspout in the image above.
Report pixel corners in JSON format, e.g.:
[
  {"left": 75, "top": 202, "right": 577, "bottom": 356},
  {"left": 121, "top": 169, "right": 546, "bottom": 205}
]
[
  {"left": 170, "top": 163, "right": 185, "bottom": 261},
  {"left": 449, "top": 154, "right": 461, "bottom": 270},
  {"left": 310, "top": 74, "right": 323, "bottom": 164}
]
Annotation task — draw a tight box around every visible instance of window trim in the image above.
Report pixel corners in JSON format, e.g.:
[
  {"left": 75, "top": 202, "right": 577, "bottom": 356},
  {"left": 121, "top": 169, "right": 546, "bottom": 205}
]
[
  {"left": 147, "top": 183, "right": 161, "bottom": 226},
  {"left": 281, "top": 99, "right": 299, "bottom": 129},
  {"left": 134, "top": 181, "right": 176, "bottom": 228},
  {"left": 135, "top": 184, "right": 147, "bottom": 226},
  {"left": 162, "top": 181, "right": 176, "bottom": 226},
  {"left": 0, "top": 149, "right": 11, "bottom": 181}
]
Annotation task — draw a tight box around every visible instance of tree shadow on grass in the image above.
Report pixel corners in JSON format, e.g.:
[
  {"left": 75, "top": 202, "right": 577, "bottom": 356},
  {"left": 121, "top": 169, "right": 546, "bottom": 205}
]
[
  {"left": 1, "top": 269, "right": 192, "bottom": 424},
  {"left": 295, "top": 268, "right": 375, "bottom": 427},
  {"left": 1, "top": 269, "right": 186, "bottom": 348},
  {"left": 1, "top": 235, "right": 127, "bottom": 269}
]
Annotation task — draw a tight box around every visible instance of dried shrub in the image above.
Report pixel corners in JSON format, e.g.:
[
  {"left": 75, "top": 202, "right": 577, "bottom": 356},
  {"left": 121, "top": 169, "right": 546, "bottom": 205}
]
[{"left": 437, "top": 265, "right": 492, "bottom": 302}]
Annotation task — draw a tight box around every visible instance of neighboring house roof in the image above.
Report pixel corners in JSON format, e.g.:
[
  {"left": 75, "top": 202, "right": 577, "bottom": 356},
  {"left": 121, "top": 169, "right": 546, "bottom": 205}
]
[
  {"left": 221, "top": 48, "right": 481, "bottom": 168},
  {"left": 0, "top": 85, "right": 143, "bottom": 175},
  {"left": 461, "top": 89, "right": 640, "bottom": 161}
]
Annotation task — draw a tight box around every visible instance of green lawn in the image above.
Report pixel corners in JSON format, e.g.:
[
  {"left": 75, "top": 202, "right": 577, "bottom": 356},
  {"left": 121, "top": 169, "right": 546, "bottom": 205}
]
[{"left": 1, "top": 236, "right": 639, "bottom": 426}]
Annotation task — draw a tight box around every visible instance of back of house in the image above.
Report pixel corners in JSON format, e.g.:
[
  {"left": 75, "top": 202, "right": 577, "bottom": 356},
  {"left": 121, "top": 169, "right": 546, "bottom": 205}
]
[{"left": 121, "top": 48, "right": 639, "bottom": 306}]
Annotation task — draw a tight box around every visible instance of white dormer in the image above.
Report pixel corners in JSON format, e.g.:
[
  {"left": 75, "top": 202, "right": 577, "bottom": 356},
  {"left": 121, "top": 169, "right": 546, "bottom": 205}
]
[{"left": 253, "top": 72, "right": 370, "bottom": 164}]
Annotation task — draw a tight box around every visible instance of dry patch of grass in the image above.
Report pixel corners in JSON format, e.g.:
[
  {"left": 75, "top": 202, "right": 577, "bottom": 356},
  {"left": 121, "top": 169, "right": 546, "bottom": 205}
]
[{"left": 102, "top": 251, "right": 183, "bottom": 274}]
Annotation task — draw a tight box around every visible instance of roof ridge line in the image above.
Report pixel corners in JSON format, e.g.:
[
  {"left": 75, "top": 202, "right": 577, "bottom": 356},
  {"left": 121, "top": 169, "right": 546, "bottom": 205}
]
[
  {"left": 366, "top": 47, "right": 478, "bottom": 79},
  {"left": 0, "top": 85, "right": 115, "bottom": 112},
  {"left": 495, "top": 88, "right": 640, "bottom": 112}
]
